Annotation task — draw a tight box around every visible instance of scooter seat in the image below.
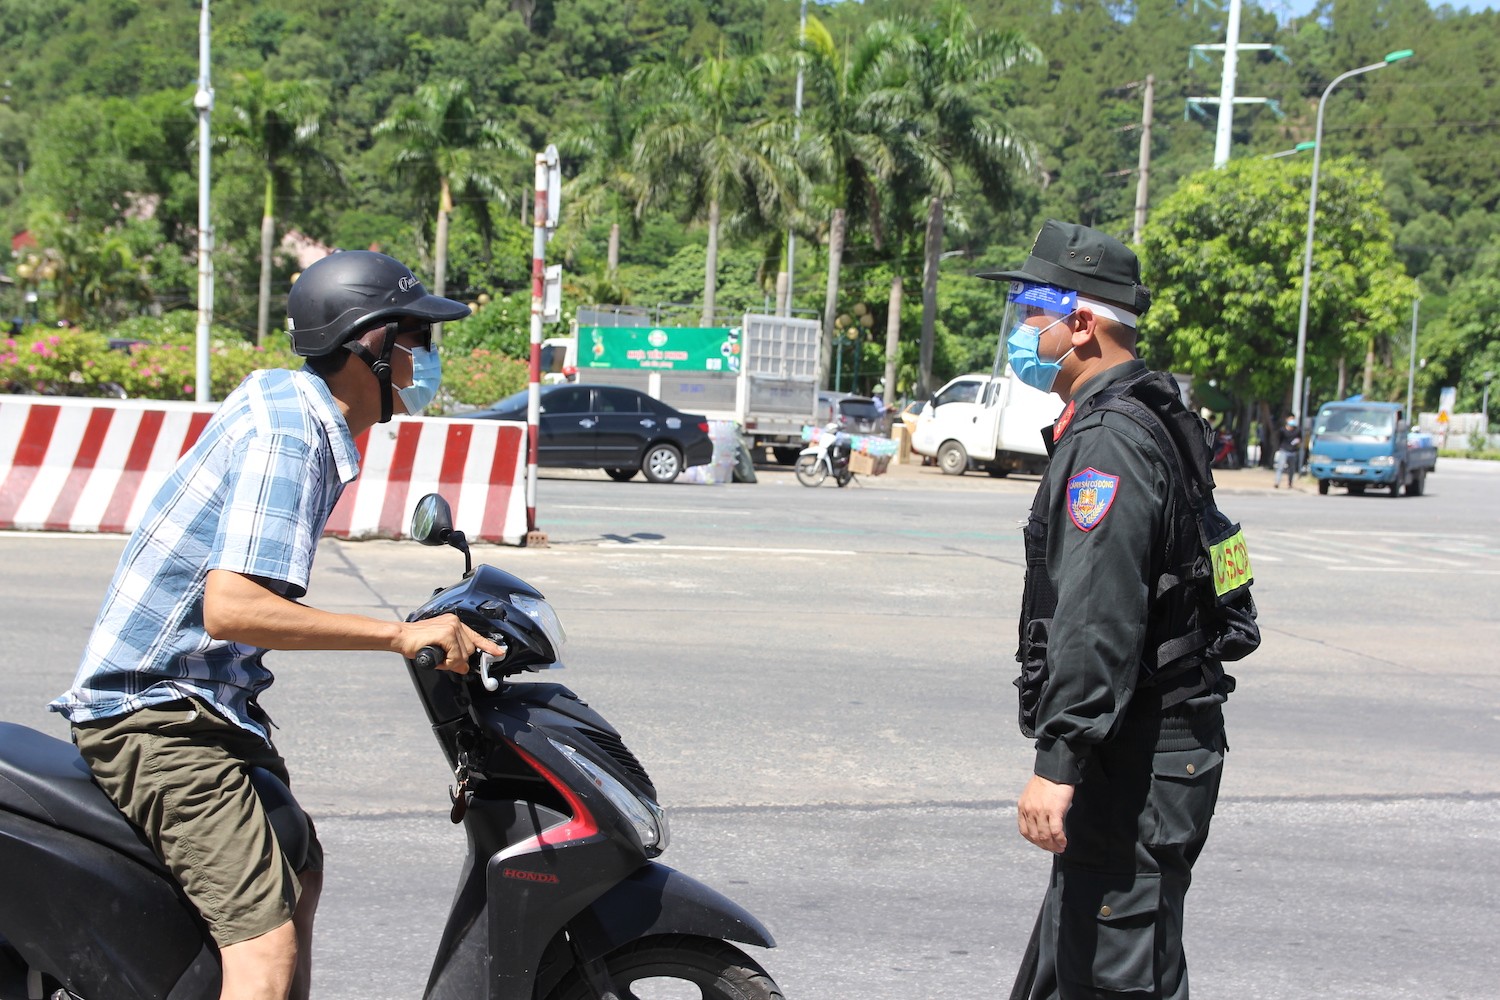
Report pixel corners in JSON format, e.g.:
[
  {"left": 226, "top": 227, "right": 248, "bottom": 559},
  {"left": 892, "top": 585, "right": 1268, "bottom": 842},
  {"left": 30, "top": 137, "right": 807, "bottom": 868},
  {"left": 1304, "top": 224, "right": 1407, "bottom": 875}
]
[{"left": 0, "top": 722, "right": 168, "bottom": 873}]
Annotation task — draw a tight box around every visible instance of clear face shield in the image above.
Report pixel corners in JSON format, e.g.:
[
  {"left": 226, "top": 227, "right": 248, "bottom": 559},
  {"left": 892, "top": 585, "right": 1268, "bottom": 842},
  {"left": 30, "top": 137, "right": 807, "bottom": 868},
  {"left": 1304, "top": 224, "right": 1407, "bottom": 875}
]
[{"left": 995, "top": 282, "right": 1079, "bottom": 399}]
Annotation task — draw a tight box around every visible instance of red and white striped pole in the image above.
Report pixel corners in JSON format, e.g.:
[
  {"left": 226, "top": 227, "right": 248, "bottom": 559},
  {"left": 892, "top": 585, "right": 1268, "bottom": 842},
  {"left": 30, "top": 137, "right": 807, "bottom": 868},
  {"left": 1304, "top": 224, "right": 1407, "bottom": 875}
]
[{"left": 526, "top": 152, "right": 546, "bottom": 542}]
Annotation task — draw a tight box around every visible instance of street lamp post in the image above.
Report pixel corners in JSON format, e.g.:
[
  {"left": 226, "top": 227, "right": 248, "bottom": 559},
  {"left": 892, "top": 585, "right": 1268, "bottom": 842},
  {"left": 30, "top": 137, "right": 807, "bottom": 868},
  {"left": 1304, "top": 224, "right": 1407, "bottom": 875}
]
[
  {"left": 1291, "top": 50, "right": 1413, "bottom": 440},
  {"left": 1405, "top": 291, "right": 1419, "bottom": 423}
]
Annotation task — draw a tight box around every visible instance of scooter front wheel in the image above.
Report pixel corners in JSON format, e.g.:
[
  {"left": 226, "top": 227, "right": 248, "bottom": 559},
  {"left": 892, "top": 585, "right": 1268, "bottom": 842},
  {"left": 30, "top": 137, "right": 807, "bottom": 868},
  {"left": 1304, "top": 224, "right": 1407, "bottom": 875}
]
[
  {"left": 794, "top": 455, "right": 827, "bottom": 487},
  {"left": 549, "top": 935, "right": 784, "bottom": 1000}
]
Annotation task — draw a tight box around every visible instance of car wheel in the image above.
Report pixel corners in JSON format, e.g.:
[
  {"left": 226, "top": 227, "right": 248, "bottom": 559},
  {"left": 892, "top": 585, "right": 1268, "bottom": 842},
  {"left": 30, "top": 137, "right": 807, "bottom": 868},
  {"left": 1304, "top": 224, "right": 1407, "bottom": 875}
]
[
  {"left": 1317, "top": 479, "right": 1330, "bottom": 495},
  {"left": 642, "top": 443, "right": 684, "bottom": 483},
  {"left": 937, "top": 441, "right": 968, "bottom": 476},
  {"left": 1407, "top": 470, "right": 1425, "bottom": 496},
  {"left": 605, "top": 468, "right": 638, "bottom": 482}
]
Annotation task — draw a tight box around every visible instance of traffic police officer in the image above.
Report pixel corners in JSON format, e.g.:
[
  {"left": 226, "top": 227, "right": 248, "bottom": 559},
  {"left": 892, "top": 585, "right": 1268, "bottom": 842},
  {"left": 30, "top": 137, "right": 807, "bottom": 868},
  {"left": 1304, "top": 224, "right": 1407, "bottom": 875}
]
[{"left": 980, "top": 221, "right": 1233, "bottom": 999}]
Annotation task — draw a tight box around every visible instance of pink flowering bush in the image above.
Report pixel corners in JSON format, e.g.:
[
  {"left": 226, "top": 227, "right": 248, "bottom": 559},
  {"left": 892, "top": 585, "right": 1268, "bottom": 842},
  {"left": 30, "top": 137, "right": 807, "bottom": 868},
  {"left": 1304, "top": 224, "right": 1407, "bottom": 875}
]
[
  {"left": 0, "top": 322, "right": 301, "bottom": 400},
  {"left": 0, "top": 327, "right": 130, "bottom": 395},
  {"left": 0, "top": 318, "right": 527, "bottom": 408}
]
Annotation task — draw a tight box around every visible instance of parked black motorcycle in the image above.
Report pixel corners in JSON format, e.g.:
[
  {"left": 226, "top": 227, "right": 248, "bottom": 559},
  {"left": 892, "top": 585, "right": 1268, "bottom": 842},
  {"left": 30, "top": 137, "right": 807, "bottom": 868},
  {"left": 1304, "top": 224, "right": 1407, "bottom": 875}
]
[{"left": 0, "top": 494, "right": 783, "bottom": 1000}]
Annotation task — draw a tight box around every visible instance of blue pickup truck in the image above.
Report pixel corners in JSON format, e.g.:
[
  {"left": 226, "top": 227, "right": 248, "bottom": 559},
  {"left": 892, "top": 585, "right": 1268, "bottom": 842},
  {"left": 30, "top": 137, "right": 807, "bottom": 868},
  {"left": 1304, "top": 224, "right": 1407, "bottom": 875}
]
[{"left": 1306, "top": 401, "right": 1438, "bottom": 497}]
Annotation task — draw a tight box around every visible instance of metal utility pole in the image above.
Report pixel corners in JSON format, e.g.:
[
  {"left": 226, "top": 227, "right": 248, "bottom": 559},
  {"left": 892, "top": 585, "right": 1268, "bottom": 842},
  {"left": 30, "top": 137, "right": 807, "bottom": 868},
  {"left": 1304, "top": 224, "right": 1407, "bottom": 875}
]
[
  {"left": 1132, "top": 75, "right": 1155, "bottom": 244},
  {"left": 1188, "top": 0, "right": 1288, "bottom": 164},
  {"left": 783, "top": 0, "right": 808, "bottom": 317},
  {"left": 193, "top": 0, "right": 213, "bottom": 403},
  {"left": 1214, "top": 0, "right": 1244, "bottom": 167}
]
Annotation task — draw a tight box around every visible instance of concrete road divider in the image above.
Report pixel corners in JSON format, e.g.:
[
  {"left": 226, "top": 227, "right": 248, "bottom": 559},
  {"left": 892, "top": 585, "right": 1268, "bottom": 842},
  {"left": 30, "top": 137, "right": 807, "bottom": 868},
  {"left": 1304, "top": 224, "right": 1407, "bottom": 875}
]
[{"left": 0, "top": 396, "right": 529, "bottom": 544}]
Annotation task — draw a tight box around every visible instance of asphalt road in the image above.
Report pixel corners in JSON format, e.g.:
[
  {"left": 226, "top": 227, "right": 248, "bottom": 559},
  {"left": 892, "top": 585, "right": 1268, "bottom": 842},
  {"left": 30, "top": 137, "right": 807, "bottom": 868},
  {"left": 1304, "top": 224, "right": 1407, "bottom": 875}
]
[{"left": 2, "top": 457, "right": 1497, "bottom": 999}]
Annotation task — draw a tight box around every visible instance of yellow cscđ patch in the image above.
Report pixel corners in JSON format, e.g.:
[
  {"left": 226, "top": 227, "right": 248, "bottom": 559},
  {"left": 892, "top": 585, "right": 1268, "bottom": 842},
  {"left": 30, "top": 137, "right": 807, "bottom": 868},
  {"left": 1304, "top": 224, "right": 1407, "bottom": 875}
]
[{"left": 1209, "top": 528, "right": 1253, "bottom": 598}]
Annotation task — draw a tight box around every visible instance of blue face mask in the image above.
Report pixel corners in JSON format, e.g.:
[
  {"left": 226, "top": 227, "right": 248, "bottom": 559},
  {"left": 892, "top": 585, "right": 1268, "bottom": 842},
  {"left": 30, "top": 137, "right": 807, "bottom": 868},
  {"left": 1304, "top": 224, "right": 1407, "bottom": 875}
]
[
  {"left": 1006, "top": 313, "right": 1075, "bottom": 394},
  {"left": 394, "top": 344, "right": 442, "bottom": 414}
]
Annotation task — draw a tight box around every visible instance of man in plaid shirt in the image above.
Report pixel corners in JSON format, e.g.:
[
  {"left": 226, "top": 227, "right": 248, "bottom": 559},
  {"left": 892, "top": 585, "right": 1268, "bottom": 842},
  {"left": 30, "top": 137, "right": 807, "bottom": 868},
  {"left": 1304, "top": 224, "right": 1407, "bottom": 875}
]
[{"left": 51, "top": 251, "right": 504, "bottom": 1000}]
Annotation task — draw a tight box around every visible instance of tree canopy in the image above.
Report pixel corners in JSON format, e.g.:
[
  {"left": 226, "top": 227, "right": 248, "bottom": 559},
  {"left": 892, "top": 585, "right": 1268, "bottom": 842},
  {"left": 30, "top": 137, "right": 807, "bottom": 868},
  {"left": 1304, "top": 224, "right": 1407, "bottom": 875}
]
[{"left": 0, "top": 0, "right": 1496, "bottom": 415}]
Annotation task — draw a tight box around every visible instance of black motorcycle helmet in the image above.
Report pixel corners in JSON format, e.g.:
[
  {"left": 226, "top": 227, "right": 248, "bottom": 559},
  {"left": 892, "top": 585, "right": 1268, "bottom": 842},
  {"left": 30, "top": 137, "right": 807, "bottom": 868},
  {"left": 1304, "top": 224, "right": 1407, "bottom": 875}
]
[
  {"left": 287, "top": 250, "right": 470, "bottom": 357},
  {"left": 287, "top": 250, "right": 470, "bottom": 422}
]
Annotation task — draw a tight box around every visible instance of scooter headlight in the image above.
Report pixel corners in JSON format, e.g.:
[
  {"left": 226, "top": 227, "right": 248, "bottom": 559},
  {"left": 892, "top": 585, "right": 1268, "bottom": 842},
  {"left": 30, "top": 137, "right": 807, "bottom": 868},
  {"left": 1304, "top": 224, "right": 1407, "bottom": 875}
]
[
  {"left": 550, "top": 739, "right": 669, "bottom": 854},
  {"left": 510, "top": 593, "right": 567, "bottom": 653}
]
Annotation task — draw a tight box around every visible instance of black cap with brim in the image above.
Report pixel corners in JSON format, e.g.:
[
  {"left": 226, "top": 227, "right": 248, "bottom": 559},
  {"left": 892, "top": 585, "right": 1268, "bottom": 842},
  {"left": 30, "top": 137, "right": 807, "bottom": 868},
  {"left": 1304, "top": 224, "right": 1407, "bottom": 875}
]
[{"left": 976, "top": 219, "right": 1151, "bottom": 316}]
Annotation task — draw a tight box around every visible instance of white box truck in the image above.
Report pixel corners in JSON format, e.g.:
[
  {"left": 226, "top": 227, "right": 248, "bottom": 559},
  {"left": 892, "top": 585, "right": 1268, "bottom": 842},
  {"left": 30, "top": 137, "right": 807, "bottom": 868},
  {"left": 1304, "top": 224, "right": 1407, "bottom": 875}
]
[
  {"left": 570, "top": 314, "right": 822, "bottom": 462},
  {"left": 911, "top": 369, "right": 1064, "bottom": 476}
]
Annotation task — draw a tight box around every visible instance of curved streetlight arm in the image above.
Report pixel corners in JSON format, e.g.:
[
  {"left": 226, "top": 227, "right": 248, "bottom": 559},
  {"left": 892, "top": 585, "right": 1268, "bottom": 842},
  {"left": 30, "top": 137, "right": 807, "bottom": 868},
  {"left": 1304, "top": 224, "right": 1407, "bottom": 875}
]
[{"left": 1291, "top": 51, "right": 1413, "bottom": 432}]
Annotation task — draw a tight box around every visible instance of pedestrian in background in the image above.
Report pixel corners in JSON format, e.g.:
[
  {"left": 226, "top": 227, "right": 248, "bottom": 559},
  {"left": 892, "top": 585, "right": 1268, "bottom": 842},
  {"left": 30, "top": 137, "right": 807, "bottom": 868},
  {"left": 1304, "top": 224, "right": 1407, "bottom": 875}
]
[{"left": 1274, "top": 416, "right": 1301, "bottom": 489}]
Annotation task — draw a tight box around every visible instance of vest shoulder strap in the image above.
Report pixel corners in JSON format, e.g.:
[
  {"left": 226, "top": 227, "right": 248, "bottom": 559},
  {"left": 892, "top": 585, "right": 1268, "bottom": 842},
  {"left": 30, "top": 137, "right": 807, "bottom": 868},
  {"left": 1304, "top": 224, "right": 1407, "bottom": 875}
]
[{"left": 1082, "top": 370, "right": 1217, "bottom": 511}]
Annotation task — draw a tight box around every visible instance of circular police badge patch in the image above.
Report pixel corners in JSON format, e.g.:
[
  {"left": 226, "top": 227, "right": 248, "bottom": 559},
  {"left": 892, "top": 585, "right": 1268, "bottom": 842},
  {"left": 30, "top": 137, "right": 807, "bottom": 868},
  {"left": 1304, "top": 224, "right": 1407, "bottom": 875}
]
[{"left": 1066, "top": 467, "right": 1120, "bottom": 531}]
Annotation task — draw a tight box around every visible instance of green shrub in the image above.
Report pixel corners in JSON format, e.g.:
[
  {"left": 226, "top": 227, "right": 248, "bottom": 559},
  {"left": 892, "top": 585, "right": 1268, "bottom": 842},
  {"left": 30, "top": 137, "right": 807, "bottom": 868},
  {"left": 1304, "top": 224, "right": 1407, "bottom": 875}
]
[{"left": 441, "top": 348, "right": 529, "bottom": 408}]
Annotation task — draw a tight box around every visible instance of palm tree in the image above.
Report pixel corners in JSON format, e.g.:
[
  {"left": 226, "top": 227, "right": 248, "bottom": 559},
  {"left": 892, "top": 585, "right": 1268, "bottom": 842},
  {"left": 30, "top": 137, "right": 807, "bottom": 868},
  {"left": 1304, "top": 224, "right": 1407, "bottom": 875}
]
[
  {"left": 560, "top": 79, "right": 647, "bottom": 281},
  {"left": 630, "top": 51, "right": 808, "bottom": 326},
  {"left": 219, "top": 72, "right": 335, "bottom": 346},
  {"left": 909, "top": 3, "right": 1039, "bottom": 396},
  {"left": 797, "top": 15, "right": 926, "bottom": 387},
  {"left": 376, "top": 80, "right": 526, "bottom": 340}
]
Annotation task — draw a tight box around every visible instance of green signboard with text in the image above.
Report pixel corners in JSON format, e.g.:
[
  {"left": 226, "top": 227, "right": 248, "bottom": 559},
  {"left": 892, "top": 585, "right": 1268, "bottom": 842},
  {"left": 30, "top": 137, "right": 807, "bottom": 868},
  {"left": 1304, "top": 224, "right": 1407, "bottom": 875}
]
[{"left": 579, "top": 326, "right": 742, "bottom": 373}]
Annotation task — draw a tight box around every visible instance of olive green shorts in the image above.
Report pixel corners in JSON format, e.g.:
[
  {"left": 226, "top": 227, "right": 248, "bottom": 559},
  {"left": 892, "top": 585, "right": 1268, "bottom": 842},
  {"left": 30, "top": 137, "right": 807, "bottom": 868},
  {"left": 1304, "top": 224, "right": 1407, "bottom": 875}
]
[{"left": 72, "top": 697, "right": 323, "bottom": 948}]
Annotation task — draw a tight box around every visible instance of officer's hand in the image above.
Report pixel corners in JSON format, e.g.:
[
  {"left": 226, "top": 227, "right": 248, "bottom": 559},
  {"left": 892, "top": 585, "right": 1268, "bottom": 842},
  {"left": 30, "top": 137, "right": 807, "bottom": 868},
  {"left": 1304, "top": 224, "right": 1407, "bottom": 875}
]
[
  {"left": 396, "top": 614, "right": 506, "bottom": 675},
  {"left": 1018, "top": 774, "right": 1074, "bottom": 854}
]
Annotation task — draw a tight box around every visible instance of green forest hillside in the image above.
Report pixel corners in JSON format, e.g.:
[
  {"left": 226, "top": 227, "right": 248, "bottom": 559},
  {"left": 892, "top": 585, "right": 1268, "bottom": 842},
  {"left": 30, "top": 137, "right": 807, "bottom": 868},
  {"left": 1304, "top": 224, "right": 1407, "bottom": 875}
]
[{"left": 0, "top": 0, "right": 1496, "bottom": 420}]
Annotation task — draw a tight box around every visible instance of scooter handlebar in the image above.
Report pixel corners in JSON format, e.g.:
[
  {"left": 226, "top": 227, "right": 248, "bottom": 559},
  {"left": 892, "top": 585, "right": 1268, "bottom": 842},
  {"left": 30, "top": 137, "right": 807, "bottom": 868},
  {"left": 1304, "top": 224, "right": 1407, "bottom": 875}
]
[{"left": 413, "top": 645, "right": 444, "bottom": 671}]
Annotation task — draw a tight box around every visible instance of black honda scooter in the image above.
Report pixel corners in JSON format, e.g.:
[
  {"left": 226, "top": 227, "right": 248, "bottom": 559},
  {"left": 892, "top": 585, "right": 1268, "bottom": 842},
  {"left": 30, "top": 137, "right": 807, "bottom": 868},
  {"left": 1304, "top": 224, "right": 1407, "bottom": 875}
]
[{"left": 0, "top": 494, "right": 783, "bottom": 1000}]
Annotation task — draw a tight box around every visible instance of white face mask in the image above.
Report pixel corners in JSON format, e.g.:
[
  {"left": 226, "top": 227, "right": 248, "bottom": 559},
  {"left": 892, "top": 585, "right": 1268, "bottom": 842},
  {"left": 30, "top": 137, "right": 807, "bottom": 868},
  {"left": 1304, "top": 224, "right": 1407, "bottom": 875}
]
[{"left": 393, "top": 343, "right": 442, "bottom": 413}]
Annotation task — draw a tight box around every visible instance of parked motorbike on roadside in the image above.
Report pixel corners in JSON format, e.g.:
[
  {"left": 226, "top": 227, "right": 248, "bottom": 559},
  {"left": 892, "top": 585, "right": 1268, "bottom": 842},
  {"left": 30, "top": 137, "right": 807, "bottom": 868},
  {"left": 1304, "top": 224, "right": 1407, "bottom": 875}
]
[
  {"left": 1211, "top": 427, "right": 1241, "bottom": 470},
  {"left": 794, "top": 424, "right": 853, "bottom": 488},
  {"left": 0, "top": 494, "right": 783, "bottom": 1000}
]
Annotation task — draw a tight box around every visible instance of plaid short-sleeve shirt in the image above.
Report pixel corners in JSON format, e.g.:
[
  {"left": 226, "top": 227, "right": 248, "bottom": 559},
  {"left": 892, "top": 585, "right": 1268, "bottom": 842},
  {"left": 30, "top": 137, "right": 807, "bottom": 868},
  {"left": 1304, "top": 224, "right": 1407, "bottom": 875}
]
[{"left": 50, "top": 367, "right": 360, "bottom": 742}]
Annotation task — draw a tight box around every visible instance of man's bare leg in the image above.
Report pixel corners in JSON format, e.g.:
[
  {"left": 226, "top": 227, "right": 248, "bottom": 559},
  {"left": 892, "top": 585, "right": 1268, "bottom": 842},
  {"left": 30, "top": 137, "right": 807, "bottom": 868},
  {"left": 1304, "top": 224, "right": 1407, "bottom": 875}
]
[
  {"left": 291, "top": 870, "right": 323, "bottom": 1000},
  {"left": 219, "top": 921, "right": 297, "bottom": 1000}
]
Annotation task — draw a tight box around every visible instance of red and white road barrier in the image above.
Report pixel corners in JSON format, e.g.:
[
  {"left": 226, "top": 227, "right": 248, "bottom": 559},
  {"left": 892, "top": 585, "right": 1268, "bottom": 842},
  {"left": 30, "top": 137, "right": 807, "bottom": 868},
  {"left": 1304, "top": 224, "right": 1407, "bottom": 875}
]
[{"left": 0, "top": 397, "right": 529, "bottom": 544}]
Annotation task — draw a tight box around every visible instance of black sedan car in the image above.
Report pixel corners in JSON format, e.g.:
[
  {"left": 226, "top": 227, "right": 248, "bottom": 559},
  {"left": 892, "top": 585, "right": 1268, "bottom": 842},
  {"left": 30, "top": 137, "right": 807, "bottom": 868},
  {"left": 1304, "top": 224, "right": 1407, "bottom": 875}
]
[{"left": 466, "top": 383, "right": 713, "bottom": 483}]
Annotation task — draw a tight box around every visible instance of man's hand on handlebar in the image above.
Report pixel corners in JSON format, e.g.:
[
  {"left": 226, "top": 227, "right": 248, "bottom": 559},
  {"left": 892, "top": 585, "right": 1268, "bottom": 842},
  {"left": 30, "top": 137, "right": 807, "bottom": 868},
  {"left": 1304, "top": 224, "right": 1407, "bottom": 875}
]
[{"left": 395, "top": 615, "right": 505, "bottom": 674}]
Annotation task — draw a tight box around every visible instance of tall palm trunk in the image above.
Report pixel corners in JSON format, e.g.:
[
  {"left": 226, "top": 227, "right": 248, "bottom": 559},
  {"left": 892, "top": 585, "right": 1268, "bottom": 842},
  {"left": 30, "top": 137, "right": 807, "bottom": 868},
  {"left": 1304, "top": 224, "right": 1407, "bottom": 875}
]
[
  {"left": 820, "top": 208, "right": 846, "bottom": 389},
  {"left": 919, "top": 197, "right": 943, "bottom": 398},
  {"left": 256, "top": 174, "right": 275, "bottom": 347},
  {"left": 433, "top": 178, "right": 452, "bottom": 345},
  {"left": 607, "top": 223, "right": 620, "bottom": 276},
  {"left": 701, "top": 198, "right": 720, "bottom": 326},
  {"left": 883, "top": 274, "right": 903, "bottom": 407}
]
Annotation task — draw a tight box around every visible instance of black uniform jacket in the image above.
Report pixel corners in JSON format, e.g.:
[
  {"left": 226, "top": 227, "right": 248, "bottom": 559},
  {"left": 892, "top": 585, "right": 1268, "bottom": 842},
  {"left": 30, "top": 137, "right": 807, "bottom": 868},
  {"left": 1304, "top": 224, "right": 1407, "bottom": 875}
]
[{"left": 1033, "top": 360, "right": 1173, "bottom": 785}]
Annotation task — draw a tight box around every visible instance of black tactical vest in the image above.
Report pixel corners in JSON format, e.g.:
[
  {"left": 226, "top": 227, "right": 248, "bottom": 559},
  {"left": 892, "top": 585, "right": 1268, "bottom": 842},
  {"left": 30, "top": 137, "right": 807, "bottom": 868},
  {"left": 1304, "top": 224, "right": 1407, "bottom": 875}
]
[{"left": 1015, "top": 369, "right": 1259, "bottom": 738}]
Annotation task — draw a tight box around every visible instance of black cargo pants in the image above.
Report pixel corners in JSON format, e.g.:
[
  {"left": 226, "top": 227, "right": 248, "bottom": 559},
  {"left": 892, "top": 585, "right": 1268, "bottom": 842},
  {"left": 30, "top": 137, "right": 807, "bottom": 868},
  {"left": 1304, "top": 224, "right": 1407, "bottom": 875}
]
[{"left": 1014, "top": 703, "right": 1226, "bottom": 1000}]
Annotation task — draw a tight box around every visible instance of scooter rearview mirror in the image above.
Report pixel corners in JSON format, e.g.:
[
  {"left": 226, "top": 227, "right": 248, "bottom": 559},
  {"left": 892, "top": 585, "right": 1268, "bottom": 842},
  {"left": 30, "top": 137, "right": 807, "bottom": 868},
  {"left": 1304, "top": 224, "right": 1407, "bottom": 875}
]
[
  {"left": 411, "top": 494, "right": 453, "bottom": 546},
  {"left": 410, "top": 493, "right": 473, "bottom": 577}
]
